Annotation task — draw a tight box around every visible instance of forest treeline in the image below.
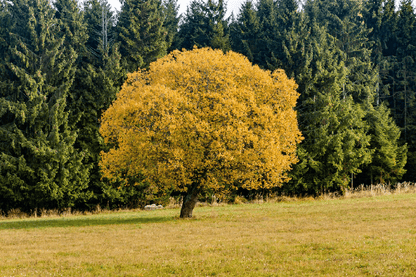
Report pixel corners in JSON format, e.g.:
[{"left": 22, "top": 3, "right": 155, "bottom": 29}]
[{"left": 0, "top": 0, "right": 414, "bottom": 214}]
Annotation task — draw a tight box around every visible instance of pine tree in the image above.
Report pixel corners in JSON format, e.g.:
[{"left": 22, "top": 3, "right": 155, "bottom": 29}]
[
  {"left": 83, "top": 0, "right": 118, "bottom": 63},
  {"left": 305, "top": 0, "right": 378, "bottom": 104},
  {"left": 363, "top": 0, "right": 386, "bottom": 65},
  {"left": 255, "top": 0, "right": 279, "bottom": 69},
  {"left": 273, "top": 0, "right": 312, "bottom": 80},
  {"left": 0, "top": 0, "right": 11, "bottom": 85},
  {"left": 362, "top": 0, "right": 399, "bottom": 107},
  {"left": 394, "top": 0, "right": 416, "bottom": 142},
  {"left": 230, "top": 0, "right": 260, "bottom": 64},
  {"left": 0, "top": 1, "right": 9, "bottom": 56},
  {"left": 361, "top": 104, "right": 407, "bottom": 184},
  {"left": 54, "top": 0, "right": 88, "bottom": 56},
  {"left": 67, "top": 0, "right": 127, "bottom": 209},
  {"left": 285, "top": 23, "right": 372, "bottom": 194},
  {"left": 116, "top": 0, "right": 167, "bottom": 72},
  {"left": 162, "top": 0, "right": 181, "bottom": 52},
  {"left": 178, "top": 0, "right": 230, "bottom": 51},
  {"left": 0, "top": 0, "right": 89, "bottom": 215},
  {"left": 381, "top": 0, "right": 398, "bottom": 58}
]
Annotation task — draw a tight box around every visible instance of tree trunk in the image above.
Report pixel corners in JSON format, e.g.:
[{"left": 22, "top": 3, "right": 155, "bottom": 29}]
[{"left": 180, "top": 184, "right": 199, "bottom": 218}]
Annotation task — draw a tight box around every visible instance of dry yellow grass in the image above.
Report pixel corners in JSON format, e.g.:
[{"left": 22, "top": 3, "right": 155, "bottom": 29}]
[{"left": 1, "top": 192, "right": 416, "bottom": 276}]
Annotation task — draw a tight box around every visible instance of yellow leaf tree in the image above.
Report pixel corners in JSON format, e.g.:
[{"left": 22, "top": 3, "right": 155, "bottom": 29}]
[{"left": 99, "top": 48, "right": 302, "bottom": 217}]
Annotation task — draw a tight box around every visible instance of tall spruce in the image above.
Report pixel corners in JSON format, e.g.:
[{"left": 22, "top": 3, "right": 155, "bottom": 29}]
[
  {"left": 83, "top": 0, "right": 118, "bottom": 63},
  {"left": 301, "top": 0, "right": 408, "bottom": 188},
  {"left": 54, "top": 0, "right": 88, "bottom": 56},
  {"left": 0, "top": 0, "right": 89, "bottom": 215},
  {"left": 392, "top": 0, "right": 416, "bottom": 181},
  {"left": 285, "top": 23, "right": 372, "bottom": 194},
  {"left": 116, "top": 0, "right": 167, "bottom": 72},
  {"left": 361, "top": 104, "right": 407, "bottom": 184},
  {"left": 363, "top": 0, "right": 398, "bottom": 106},
  {"left": 255, "top": 0, "right": 279, "bottom": 69},
  {"left": 162, "top": 0, "right": 181, "bottom": 52},
  {"left": 273, "top": 0, "right": 312, "bottom": 80},
  {"left": 377, "top": 0, "right": 398, "bottom": 109},
  {"left": 0, "top": 0, "right": 11, "bottom": 85},
  {"left": 230, "top": 0, "right": 260, "bottom": 64},
  {"left": 178, "top": 0, "right": 230, "bottom": 51},
  {"left": 381, "top": 0, "right": 398, "bottom": 57},
  {"left": 394, "top": 0, "right": 416, "bottom": 143},
  {"left": 305, "top": 0, "right": 377, "bottom": 104},
  {"left": 363, "top": 0, "right": 384, "bottom": 65},
  {"left": 68, "top": 0, "right": 126, "bottom": 209}
]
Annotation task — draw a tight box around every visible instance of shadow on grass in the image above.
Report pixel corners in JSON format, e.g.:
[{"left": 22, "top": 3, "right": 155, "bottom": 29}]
[{"left": 0, "top": 214, "right": 174, "bottom": 230}]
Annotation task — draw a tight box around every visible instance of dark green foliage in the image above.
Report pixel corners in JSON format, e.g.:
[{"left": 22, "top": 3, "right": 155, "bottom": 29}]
[
  {"left": 305, "top": 0, "right": 377, "bottom": 104},
  {"left": 384, "top": 1, "right": 416, "bottom": 181},
  {"left": 360, "top": 104, "right": 407, "bottom": 184},
  {"left": 276, "top": 0, "right": 298, "bottom": 29},
  {"left": 54, "top": 0, "right": 88, "bottom": 55},
  {"left": 83, "top": 0, "right": 118, "bottom": 63},
  {"left": 272, "top": 0, "right": 311, "bottom": 80},
  {"left": 162, "top": 0, "right": 181, "bottom": 52},
  {"left": 255, "top": 0, "right": 279, "bottom": 69},
  {"left": 230, "top": 1, "right": 260, "bottom": 63},
  {"left": 68, "top": 0, "right": 126, "bottom": 210},
  {"left": 0, "top": 1, "right": 11, "bottom": 90},
  {"left": 116, "top": 0, "right": 167, "bottom": 72},
  {"left": 177, "top": 0, "right": 230, "bottom": 51},
  {"left": 381, "top": 0, "right": 398, "bottom": 57},
  {"left": 0, "top": 0, "right": 89, "bottom": 215},
  {"left": 298, "top": 93, "right": 372, "bottom": 193},
  {"left": 285, "top": 24, "right": 372, "bottom": 194}
]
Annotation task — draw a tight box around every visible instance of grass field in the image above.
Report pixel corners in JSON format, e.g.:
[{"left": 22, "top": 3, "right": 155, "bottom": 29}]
[{"left": 1, "top": 193, "right": 416, "bottom": 276}]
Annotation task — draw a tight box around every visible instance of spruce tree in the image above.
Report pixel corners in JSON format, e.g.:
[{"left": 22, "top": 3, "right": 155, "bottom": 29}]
[
  {"left": 305, "top": 0, "right": 378, "bottom": 104},
  {"left": 162, "top": 0, "right": 181, "bottom": 52},
  {"left": 363, "top": 0, "right": 399, "bottom": 107},
  {"left": 255, "top": 0, "right": 279, "bottom": 69},
  {"left": 0, "top": 1, "right": 9, "bottom": 55},
  {"left": 0, "top": 0, "right": 89, "bottom": 215},
  {"left": 116, "top": 0, "right": 167, "bottom": 72},
  {"left": 83, "top": 0, "right": 118, "bottom": 63},
  {"left": 381, "top": 0, "right": 398, "bottom": 58},
  {"left": 178, "top": 0, "right": 230, "bottom": 51},
  {"left": 285, "top": 23, "right": 372, "bottom": 194},
  {"left": 363, "top": 0, "right": 384, "bottom": 65},
  {"left": 361, "top": 104, "right": 407, "bottom": 184},
  {"left": 69, "top": 0, "right": 126, "bottom": 209},
  {"left": 54, "top": 0, "right": 88, "bottom": 56},
  {"left": 394, "top": 0, "right": 416, "bottom": 141},
  {"left": 301, "top": 0, "right": 407, "bottom": 189},
  {"left": 230, "top": 0, "right": 260, "bottom": 64},
  {"left": 272, "top": 0, "right": 312, "bottom": 80},
  {"left": 389, "top": 0, "right": 416, "bottom": 181},
  {"left": 0, "top": 0, "right": 11, "bottom": 84},
  {"left": 276, "top": 0, "right": 299, "bottom": 31}
]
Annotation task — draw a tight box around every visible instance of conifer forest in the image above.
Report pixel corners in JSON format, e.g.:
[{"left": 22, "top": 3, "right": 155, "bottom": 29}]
[{"left": 0, "top": 0, "right": 415, "bottom": 215}]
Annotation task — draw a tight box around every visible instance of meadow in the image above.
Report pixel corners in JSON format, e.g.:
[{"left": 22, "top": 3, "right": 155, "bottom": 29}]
[{"left": 1, "top": 189, "right": 416, "bottom": 276}]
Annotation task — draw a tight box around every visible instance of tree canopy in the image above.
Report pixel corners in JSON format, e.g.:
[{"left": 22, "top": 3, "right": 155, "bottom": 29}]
[{"left": 99, "top": 48, "right": 302, "bottom": 217}]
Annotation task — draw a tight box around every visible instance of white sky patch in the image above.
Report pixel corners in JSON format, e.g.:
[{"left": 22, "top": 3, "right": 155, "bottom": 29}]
[
  {"left": 105, "top": 0, "right": 415, "bottom": 18},
  {"left": 106, "top": 0, "right": 246, "bottom": 17}
]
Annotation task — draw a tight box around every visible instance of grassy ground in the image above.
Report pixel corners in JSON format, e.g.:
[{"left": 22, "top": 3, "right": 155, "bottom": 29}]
[{"left": 1, "top": 193, "right": 416, "bottom": 276}]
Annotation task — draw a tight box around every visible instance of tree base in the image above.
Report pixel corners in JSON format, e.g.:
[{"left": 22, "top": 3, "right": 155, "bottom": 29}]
[{"left": 179, "top": 185, "right": 199, "bottom": 218}]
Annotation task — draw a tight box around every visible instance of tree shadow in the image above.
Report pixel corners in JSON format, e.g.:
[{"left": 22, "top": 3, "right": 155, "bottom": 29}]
[{"left": 0, "top": 214, "right": 175, "bottom": 230}]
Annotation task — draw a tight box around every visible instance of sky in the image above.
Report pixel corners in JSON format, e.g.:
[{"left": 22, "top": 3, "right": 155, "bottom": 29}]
[
  {"left": 106, "top": 0, "right": 414, "bottom": 18},
  {"left": 107, "top": 0, "right": 246, "bottom": 17}
]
